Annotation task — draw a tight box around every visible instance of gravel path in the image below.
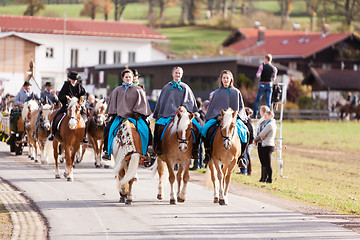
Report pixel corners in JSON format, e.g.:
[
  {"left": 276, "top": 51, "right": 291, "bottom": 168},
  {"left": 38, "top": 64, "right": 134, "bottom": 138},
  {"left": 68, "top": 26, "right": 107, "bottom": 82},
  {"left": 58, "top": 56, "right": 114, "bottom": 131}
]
[{"left": 0, "top": 178, "right": 48, "bottom": 240}]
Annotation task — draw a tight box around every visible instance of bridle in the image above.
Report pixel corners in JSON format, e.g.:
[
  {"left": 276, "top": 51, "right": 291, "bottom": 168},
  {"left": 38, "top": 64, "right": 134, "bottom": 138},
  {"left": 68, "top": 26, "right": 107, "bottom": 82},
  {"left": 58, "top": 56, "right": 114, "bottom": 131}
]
[
  {"left": 175, "top": 121, "right": 193, "bottom": 145},
  {"left": 219, "top": 123, "right": 236, "bottom": 141}
]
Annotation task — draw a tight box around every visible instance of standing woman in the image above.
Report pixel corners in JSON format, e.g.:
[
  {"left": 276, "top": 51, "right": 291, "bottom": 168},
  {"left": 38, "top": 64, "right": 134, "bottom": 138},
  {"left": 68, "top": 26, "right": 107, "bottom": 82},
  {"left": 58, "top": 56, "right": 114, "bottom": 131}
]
[
  {"left": 201, "top": 70, "right": 248, "bottom": 165},
  {"left": 102, "top": 68, "right": 152, "bottom": 159},
  {"left": 152, "top": 66, "right": 201, "bottom": 160},
  {"left": 254, "top": 110, "right": 276, "bottom": 183}
]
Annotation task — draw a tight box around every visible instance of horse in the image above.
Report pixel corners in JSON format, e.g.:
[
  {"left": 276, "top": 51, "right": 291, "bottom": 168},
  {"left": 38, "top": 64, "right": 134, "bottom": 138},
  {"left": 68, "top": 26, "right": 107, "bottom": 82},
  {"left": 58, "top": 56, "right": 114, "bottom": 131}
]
[
  {"left": 52, "top": 96, "right": 86, "bottom": 181},
  {"left": 112, "top": 118, "right": 145, "bottom": 205},
  {"left": 332, "top": 98, "right": 360, "bottom": 120},
  {"left": 87, "top": 98, "right": 107, "bottom": 168},
  {"left": 22, "top": 99, "right": 39, "bottom": 160},
  {"left": 29, "top": 101, "right": 54, "bottom": 164},
  {"left": 207, "top": 108, "right": 243, "bottom": 205},
  {"left": 155, "top": 106, "right": 194, "bottom": 204}
]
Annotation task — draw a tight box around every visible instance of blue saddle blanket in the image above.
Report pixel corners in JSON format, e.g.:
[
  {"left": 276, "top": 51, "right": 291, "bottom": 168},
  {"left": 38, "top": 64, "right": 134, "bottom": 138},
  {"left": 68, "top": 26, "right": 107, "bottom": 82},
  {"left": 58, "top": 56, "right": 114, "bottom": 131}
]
[
  {"left": 156, "top": 117, "right": 201, "bottom": 143},
  {"left": 108, "top": 116, "right": 149, "bottom": 155},
  {"left": 201, "top": 118, "right": 247, "bottom": 144}
]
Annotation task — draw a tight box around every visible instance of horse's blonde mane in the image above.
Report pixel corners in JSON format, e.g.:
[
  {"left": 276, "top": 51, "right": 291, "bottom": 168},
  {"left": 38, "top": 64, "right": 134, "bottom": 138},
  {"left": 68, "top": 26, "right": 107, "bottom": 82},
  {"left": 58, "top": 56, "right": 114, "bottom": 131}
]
[
  {"left": 170, "top": 106, "right": 190, "bottom": 135},
  {"left": 94, "top": 98, "right": 107, "bottom": 112},
  {"left": 68, "top": 97, "right": 79, "bottom": 108},
  {"left": 42, "top": 103, "right": 52, "bottom": 110},
  {"left": 22, "top": 99, "right": 38, "bottom": 120},
  {"left": 222, "top": 108, "right": 233, "bottom": 130}
]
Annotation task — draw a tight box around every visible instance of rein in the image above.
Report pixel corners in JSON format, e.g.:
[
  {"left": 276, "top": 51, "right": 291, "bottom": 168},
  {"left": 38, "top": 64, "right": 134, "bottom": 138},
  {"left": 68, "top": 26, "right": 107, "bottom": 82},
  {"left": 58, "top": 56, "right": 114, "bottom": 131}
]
[
  {"left": 176, "top": 130, "right": 192, "bottom": 144},
  {"left": 219, "top": 123, "right": 235, "bottom": 142}
]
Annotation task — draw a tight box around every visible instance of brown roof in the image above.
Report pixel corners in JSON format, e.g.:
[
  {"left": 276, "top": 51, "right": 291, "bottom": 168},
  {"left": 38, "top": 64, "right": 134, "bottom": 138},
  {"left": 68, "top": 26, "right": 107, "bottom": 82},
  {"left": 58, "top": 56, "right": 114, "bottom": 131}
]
[
  {"left": 223, "top": 28, "right": 358, "bottom": 58},
  {"left": 0, "top": 15, "right": 167, "bottom": 40},
  {"left": 303, "top": 67, "right": 360, "bottom": 91}
]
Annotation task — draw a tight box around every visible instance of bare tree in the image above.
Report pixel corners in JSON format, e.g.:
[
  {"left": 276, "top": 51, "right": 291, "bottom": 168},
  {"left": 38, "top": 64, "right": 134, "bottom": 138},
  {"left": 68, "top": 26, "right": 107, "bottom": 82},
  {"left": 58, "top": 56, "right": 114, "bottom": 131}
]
[
  {"left": 102, "top": 0, "right": 114, "bottom": 20},
  {"left": 81, "top": 0, "right": 102, "bottom": 19},
  {"left": 223, "top": 0, "right": 228, "bottom": 18},
  {"left": 279, "top": 0, "right": 293, "bottom": 28},
  {"left": 113, "top": 0, "right": 129, "bottom": 21},
  {"left": 14, "top": 0, "right": 45, "bottom": 16},
  {"left": 148, "top": 0, "right": 155, "bottom": 27}
]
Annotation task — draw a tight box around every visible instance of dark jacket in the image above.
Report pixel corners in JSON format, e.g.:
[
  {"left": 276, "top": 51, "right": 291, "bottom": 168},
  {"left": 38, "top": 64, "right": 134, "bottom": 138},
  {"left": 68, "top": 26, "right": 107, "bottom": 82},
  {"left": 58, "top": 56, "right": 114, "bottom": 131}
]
[{"left": 58, "top": 81, "right": 86, "bottom": 105}]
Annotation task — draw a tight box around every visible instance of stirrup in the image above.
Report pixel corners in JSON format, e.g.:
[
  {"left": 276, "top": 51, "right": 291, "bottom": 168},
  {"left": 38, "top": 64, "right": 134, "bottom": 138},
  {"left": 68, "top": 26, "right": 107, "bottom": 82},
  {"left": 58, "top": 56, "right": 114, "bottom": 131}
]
[{"left": 102, "top": 152, "right": 111, "bottom": 161}]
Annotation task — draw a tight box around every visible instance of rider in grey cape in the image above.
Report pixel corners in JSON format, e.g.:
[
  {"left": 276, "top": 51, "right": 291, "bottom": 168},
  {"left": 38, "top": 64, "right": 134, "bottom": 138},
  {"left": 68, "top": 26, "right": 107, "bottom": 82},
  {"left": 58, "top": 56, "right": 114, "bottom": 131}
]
[{"left": 152, "top": 66, "right": 201, "bottom": 160}]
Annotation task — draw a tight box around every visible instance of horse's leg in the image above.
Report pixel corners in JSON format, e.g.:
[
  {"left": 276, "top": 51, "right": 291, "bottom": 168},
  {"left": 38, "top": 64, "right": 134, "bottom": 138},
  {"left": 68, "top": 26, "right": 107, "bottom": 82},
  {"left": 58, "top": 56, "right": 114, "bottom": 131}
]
[
  {"left": 208, "top": 160, "right": 219, "bottom": 203},
  {"left": 176, "top": 163, "right": 183, "bottom": 199},
  {"left": 222, "top": 160, "right": 237, "bottom": 205},
  {"left": 125, "top": 178, "right": 135, "bottom": 205},
  {"left": 214, "top": 160, "right": 225, "bottom": 205},
  {"left": 53, "top": 141, "right": 60, "bottom": 179},
  {"left": 33, "top": 138, "right": 39, "bottom": 163},
  {"left": 68, "top": 144, "right": 80, "bottom": 181},
  {"left": 156, "top": 158, "right": 165, "bottom": 200},
  {"left": 178, "top": 159, "right": 190, "bottom": 203},
  {"left": 118, "top": 169, "right": 128, "bottom": 203},
  {"left": 94, "top": 139, "right": 102, "bottom": 168},
  {"left": 166, "top": 161, "right": 176, "bottom": 204}
]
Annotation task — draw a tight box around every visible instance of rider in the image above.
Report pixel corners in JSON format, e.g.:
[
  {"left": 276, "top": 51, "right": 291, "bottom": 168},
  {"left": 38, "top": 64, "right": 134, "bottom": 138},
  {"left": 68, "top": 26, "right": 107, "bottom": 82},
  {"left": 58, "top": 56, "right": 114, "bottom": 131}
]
[
  {"left": 152, "top": 66, "right": 201, "bottom": 160},
  {"left": 14, "top": 81, "right": 39, "bottom": 109},
  {"left": 40, "top": 82, "right": 58, "bottom": 105},
  {"left": 48, "top": 71, "right": 88, "bottom": 143},
  {"left": 102, "top": 68, "right": 152, "bottom": 160},
  {"left": 201, "top": 70, "right": 248, "bottom": 167}
]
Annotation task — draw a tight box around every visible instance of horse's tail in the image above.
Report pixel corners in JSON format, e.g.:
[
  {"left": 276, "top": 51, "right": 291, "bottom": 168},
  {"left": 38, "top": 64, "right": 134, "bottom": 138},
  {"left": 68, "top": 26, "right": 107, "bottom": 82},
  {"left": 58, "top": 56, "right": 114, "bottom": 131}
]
[
  {"left": 43, "top": 139, "right": 53, "bottom": 162},
  {"left": 150, "top": 157, "right": 158, "bottom": 178},
  {"left": 204, "top": 163, "right": 219, "bottom": 191},
  {"left": 119, "top": 152, "right": 140, "bottom": 186}
]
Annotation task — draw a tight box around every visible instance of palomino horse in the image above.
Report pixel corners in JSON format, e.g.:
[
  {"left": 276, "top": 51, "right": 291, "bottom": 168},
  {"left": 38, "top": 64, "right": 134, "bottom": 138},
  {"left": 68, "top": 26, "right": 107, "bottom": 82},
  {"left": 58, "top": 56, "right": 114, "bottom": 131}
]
[
  {"left": 87, "top": 98, "right": 107, "bottom": 168},
  {"left": 22, "top": 99, "right": 39, "bottom": 160},
  {"left": 112, "top": 118, "right": 145, "bottom": 204},
  {"left": 208, "top": 108, "right": 242, "bottom": 205},
  {"left": 29, "top": 101, "right": 54, "bottom": 164},
  {"left": 156, "top": 106, "right": 194, "bottom": 204},
  {"left": 52, "top": 96, "right": 86, "bottom": 181}
]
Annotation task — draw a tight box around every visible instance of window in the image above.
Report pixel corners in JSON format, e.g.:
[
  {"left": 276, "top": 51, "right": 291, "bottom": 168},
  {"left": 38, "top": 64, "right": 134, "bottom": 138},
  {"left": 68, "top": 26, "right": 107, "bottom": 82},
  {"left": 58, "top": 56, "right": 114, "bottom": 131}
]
[
  {"left": 99, "top": 50, "right": 106, "bottom": 64},
  {"left": 289, "top": 62, "right": 297, "bottom": 70},
  {"left": 114, "top": 51, "right": 121, "bottom": 64},
  {"left": 46, "top": 48, "right": 54, "bottom": 58},
  {"left": 70, "top": 49, "right": 78, "bottom": 67},
  {"left": 128, "top": 51, "right": 136, "bottom": 63}
]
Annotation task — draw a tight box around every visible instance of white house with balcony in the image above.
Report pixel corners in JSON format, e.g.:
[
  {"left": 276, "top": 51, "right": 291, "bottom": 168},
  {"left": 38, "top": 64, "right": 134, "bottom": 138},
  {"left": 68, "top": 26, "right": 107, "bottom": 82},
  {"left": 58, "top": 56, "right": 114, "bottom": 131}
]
[{"left": 0, "top": 15, "right": 169, "bottom": 94}]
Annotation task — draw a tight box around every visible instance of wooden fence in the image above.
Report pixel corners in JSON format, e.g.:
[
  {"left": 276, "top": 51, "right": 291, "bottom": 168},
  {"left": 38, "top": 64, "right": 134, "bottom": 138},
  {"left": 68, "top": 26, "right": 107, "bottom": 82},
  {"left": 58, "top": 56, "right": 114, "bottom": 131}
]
[{"left": 274, "top": 110, "right": 339, "bottom": 120}]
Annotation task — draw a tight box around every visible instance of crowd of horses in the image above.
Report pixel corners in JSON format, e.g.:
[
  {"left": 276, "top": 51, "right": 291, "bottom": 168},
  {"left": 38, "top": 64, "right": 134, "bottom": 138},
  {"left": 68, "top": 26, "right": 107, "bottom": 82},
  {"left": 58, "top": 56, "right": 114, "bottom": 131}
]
[{"left": 6, "top": 96, "right": 255, "bottom": 206}]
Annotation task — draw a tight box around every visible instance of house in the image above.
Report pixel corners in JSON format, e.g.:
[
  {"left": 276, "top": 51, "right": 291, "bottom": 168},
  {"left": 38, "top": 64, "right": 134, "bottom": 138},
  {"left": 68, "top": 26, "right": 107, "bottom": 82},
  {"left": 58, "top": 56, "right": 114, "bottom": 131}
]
[
  {"left": 69, "top": 56, "right": 292, "bottom": 101},
  {"left": 222, "top": 27, "right": 360, "bottom": 83},
  {"left": 0, "top": 32, "right": 41, "bottom": 96},
  {"left": 0, "top": 15, "right": 169, "bottom": 93}
]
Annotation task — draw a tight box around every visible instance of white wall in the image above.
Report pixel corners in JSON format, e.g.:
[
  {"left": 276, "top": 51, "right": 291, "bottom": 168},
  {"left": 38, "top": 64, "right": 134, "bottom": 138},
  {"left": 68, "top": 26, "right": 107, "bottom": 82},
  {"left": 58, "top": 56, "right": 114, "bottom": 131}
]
[
  {"left": 23, "top": 33, "right": 167, "bottom": 91},
  {"left": 0, "top": 72, "right": 25, "bottom": 96}
]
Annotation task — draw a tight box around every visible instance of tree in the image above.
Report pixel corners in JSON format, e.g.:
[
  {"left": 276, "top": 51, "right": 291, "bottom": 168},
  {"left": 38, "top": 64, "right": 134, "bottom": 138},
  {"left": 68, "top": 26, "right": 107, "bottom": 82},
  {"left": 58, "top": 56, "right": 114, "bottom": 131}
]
[
  {"left": 113, "top": 0, "right": 130, "bottom": 21},
  {"left": 13, "top": 0, "right": 45, "bottom": 16},
  {"left": 148, "top": 0, "right": 155, "bottom": 27},
  {"left": 279, "top": 0, "right": 293, "bottom": 28},
  {"left": 306, "top": 0, "right": 323, "bottom": 31},
  {"left": 81, "top": 0, "right": 102, "bottom": 20}
]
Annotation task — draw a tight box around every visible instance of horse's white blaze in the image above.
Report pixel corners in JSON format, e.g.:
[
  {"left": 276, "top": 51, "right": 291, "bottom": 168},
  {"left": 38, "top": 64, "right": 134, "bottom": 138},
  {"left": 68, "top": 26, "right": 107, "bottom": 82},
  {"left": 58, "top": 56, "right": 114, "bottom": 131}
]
[
  {"left": 94, "top": 99, "right": 107, "bottom": 125},
  {"left": 222, "top": 109, "right": 234, "bottom": 149},
  {"left": 42, "top": 104, "right": 52, "bottom": 131},
  {"left": 68, "top": 104, "right": 78, "bottom": 129}
]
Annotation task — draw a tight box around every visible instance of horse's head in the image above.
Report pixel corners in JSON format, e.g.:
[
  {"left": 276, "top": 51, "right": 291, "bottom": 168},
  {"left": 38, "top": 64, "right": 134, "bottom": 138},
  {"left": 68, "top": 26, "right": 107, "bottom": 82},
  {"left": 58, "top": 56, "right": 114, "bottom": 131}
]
[
  {"left": 171, "top": 106, "right": 194, "bottom": 152},
  {"left": 66, "top": 96, "right": 84, "bottom": 130},
  {"left": 39, "top": 103, "right": 54, "bottom": 131},
  {"left": 94, "top": 98, "right": 107, "bottom": 126},
  {"left": 220, "top": 108, "right": 238, "bottom": 150},
  {"left": 22, "top": 99, "right": 39, "bottom": 129}
]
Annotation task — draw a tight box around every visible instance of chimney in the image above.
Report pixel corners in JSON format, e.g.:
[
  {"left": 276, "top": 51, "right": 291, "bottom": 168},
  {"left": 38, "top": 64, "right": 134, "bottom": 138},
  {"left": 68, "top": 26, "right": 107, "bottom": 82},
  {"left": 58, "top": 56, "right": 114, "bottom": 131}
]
[
  {"left": 258, "top": 27, "right": 265, "bottom": 42},
  {"left": 254, "top": 21, "right": 261, "bottom": 29}
]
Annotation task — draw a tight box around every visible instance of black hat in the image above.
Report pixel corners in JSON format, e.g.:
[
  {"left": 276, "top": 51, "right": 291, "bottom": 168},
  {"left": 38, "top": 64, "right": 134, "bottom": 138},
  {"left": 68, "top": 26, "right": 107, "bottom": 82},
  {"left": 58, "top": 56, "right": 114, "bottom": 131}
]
[
  {"left": 68, "top": 71, "right": 78, "bottom": 81},
  {"left": 45, "top": 82, "right": 52, "bottom": 87},
  {"left": 23, "top": 81, "right": 31, "bottom": 87},
  {"left": 131, "top": 69, "right": 139, "bottom": 77}
]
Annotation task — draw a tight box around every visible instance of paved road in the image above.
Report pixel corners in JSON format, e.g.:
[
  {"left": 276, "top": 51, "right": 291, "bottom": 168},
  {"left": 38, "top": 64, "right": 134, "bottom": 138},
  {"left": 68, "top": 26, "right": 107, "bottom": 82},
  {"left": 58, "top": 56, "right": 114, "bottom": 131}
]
[{"left": 0, "top": 142, "right": 359, "bottom": 240}]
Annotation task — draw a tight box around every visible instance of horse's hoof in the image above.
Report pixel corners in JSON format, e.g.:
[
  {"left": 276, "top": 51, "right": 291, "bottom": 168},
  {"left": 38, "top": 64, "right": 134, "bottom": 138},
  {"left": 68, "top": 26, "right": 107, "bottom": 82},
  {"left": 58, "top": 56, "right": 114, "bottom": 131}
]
[
  {"left": 157, "top": 194, "right": 162, "bottom": 200},
  {"left": 55, "top": 174, "right": 61, "bottom": 179},
  {"left": 177, "top": 197, "right": 185, "bottom": 203},
  {"left": 213, "top": 197, "right": 219, "bottom": 203},
  {"left": 170, "top": 199, "right": 176, "bottom": 205},
  {"left": 95, "top": 163, "right": 102, "bottom": 168},
  {"left": 104, "top": 165, "right": 110, "bottom": 169},
  {"left": 119, "top": 197, "right": 126, "bottom": 203},
  {"left": 31, "top": 157, "right": 34, "bottom": 160},
  {"left": 28, "top": 155, "right": 31, "bottom": 158},
  {"left": 125, "top": 199, "right": 133, "bottom": 205},
  {"left": 67, "top": 177, "right": 73, "bottom": 182},
  {"left": 219, "top": 199, "right": 227, "bottom": 205}
]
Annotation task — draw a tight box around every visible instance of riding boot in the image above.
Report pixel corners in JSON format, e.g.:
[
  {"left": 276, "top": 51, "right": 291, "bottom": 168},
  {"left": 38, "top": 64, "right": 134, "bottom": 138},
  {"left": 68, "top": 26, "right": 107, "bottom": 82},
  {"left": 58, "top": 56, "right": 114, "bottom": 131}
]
[
  {"left": 203, "top": 147, "right": 212, "bottom": 165},
  {"left": 102, "top": 116, "right": 114, "bottom": 161},
  {"left": 259, "top": 167, "right": 266, "bottom": 182},
  {"left": 153, "top": 124, "right": 164, "bottom": 156},
  {"left": 191, "top": 125, "right": 201, "bottom": 160},
  {"left": 237, "top": 142, "right": 248, "bottom": 168}
]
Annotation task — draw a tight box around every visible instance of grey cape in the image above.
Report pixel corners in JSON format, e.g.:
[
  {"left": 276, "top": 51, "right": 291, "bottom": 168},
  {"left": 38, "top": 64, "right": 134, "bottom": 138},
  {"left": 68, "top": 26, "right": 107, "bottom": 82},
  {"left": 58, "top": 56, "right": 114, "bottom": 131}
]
[
  {"left": 153, "top": 81, "right": 198, "bottom": 119},
  {"left": 205, "top": 86, "right": 247, "bottom": 121},
  {"left": 106, "top": 85, "right": 152, "bottom": 118}
]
